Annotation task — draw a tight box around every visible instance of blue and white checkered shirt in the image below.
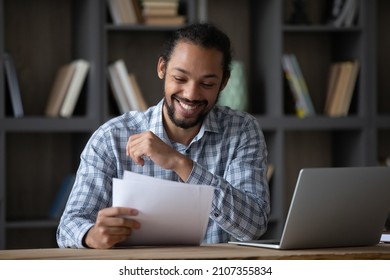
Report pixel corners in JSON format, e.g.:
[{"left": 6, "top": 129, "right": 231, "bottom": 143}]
[{"left": 57, "top": 99, "right": 270, "bottom": 248}]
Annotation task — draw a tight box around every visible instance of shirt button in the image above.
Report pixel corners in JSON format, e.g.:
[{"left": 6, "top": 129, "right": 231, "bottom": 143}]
[{"left": 214, "top": 213, "right": 219, "bottom": 218}]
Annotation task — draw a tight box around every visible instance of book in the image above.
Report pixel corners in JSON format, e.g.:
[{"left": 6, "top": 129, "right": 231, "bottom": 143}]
[
  {"left": 131, "top": 0, "right": 143, "bottom": 23},
  {"left": 3, "top": 53, "right": 24, "bottom": 118},
  {"left": 107, "top": 0, "right": 142, "bottom": 25},
  {"left": 45, "top": 63, "right": 76, "bottom": 117},
  {"left": 289, "top": 54, "right": 316, "bottom": 115},
  {"left": 59, "top": 59, "right": 90, "bottom": 118},
  {"left": 107, "top": 62, "right": 132, "bottom": 114},
  {"left": 324, "top": 62, "right": 341, "bottom": 114},
  {"left": 281, "top": 54, "right": 315, "bottom": 118},
  {"left": 115, "top": 60, "right": 140, "bottom": 111},
  {"left": 325, "top": 60, "right": 359, "bottom": 117},
  {"left": 141, "top": 0, "right": 184, "bottom": 26},
  {"left": 331, "top": 62, "right": 352, "bottom": 115},
  {"left": 143, "top": 15, "right": 185, "bottom": 26},
  {"left": 339, "top": 60, "right": 359, "bottom": 115},
  {"left": 48, "top": 174, "right": 76, "bottom": 219},
  {"left": 108, "top": 59, "right": 146, "bottom": 112},
  {"left": 142, "top": 0, "right": 179, "bottom": 16},
  {"left": 143, "top": 5, "right": 178, "bottom": 17},
  {"left": 107, "top": 0, "right": 122, "bottom": 24},
  {"left": 128, "top": 73, "right": 148, "bottom": 111}
]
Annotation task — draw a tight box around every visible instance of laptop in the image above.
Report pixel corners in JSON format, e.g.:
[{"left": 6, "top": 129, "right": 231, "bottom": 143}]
[{"left": 229, "top": 167, "right": 390, "bottom": 249}]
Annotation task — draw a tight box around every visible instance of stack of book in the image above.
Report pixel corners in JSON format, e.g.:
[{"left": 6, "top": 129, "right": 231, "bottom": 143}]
[
  {"left": 45, "top": 59, "right": 90, "bottom": 118},
  {"left": 281, "top": 53, "right": 316, "bottom": 118},
  {"left": 324, "top": 60, "right": 359, "bottom": 117},
  {"left": 141, "top": 0, "right": 185, "bottom": 26},
  {"left": 107, "top": 59, "right": 147, "bottom": 113}
]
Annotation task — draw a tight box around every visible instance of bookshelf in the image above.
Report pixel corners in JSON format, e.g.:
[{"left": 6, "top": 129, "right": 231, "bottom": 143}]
[{"left": 0, "top": 0, "right": 388, "bottom": 249}]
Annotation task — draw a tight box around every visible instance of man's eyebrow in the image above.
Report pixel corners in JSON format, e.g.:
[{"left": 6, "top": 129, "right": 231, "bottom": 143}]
[{"left": 173, "top": 67, "right": 220, "bottom": 79}]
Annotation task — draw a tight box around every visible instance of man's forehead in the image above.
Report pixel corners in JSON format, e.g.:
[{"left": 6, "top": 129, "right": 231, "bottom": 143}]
[{"left": 168, "top": 41, "right": 224, "bottom": 70}]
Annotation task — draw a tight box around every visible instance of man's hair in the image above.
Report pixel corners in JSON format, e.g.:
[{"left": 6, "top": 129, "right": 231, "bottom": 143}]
[{"left": 159, "top": 23, "right": 232, "bottom": 80}]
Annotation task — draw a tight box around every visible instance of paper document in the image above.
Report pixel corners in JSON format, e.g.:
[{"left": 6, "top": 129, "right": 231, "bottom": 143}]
[{"left": 112, "top": 171, "right": 214, "bottom": 246}]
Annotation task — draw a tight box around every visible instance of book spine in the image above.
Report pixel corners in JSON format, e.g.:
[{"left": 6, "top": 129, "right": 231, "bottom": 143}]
[
  {"left": 115, "top": 60, "right": 141, "bottom": 111},
  {"left": 59, "top": 60, "right": 90, "bottom": 118},
  {"left": 289, "top": 54, "right": 315, "bottom": 116},
  {"left": 3, "top": 53, "right": 24, "bottom": 118},
  {"left": 281, "top": 54, "right": 306, "bottom": 118},
  {"left": 108, "top": 63, "right": 131, "bottom": 113}
]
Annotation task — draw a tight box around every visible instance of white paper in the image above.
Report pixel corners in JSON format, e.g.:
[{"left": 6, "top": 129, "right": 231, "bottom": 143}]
[{"left": 112, "top": 171, "right": 214, "bottom": 246}]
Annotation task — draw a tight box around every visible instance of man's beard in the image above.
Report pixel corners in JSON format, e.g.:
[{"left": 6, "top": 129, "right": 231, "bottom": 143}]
[{"left": 164, "top": 96, "right": 209, "bottom": 129}]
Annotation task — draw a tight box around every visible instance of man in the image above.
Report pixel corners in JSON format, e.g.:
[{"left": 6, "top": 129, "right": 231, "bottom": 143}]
[{"left": 57, "top": 23, "right": 270, "bottom": 249}]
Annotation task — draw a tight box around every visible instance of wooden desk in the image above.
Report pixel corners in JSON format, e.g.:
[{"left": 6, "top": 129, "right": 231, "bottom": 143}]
[{"left": 0, "top": 243, "right": 390, "bottom": 260}]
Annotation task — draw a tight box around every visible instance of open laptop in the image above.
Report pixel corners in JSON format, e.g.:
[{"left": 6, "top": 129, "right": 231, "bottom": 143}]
[{"left": 229, "top": 167, "right": 390, "bottom": 249}]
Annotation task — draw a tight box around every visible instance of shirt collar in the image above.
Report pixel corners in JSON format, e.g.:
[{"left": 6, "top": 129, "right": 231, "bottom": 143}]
[{"left": 150, "top": 99, "right": 222, "bottom": 144}]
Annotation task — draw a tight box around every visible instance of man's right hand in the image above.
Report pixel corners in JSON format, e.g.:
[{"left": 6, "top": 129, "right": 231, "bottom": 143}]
[{"left": 84, "top": 207, "right": 140, "bottom": 249}]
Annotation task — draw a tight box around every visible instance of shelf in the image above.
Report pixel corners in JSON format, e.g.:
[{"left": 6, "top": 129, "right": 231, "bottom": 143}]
[
  {"left": 255, "top": 116, "right": 365, "bottom": 130},
  {"left": 106, "top": 24, "right": 186, "bottom": 32},
  {"left": 1, "top": 117, "right": 99, "bottom": 132},
  {"left": 6, "top": 219, "right": 58, "bottom": 229},
  {"left": 283, "top": 25, "right": 363, "bottom": 33}
]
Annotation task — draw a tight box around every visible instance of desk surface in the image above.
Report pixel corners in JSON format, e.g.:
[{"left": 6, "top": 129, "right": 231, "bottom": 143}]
[{"left": 0, "top": 243, "right": 390, "bottom": 260}]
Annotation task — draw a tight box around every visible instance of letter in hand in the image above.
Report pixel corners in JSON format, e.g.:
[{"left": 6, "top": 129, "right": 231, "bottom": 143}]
[{"left": 84, "top": 207, "right": 140, "bottom": 249}]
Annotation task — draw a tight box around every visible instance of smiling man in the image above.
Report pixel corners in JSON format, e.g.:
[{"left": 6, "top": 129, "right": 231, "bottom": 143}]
[{"left": 57, "top": 23, "right": 270, "bottom": 249}]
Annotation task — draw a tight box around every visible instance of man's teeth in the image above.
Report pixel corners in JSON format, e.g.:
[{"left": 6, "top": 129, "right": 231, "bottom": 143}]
[{"left": 179, "top": 101, "right": 196, "bottom": 110}]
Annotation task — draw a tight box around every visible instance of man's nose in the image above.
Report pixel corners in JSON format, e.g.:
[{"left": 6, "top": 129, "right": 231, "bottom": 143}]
[{"left": 182, "top": 81, "right": 201, "bottom": 100}]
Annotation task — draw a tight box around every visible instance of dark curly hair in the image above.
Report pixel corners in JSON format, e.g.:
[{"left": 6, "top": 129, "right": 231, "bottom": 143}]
[{"left": 159, "top": 23, "right": 233, "bottom": 81}]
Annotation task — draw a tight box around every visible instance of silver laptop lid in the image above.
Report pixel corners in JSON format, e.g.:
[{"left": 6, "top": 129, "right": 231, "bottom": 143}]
[{"left": 279, "top": 167, "right": 390, "bottom": 249}]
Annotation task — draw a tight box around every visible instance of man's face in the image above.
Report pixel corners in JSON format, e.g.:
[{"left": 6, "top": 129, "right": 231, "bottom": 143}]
[{"left": 158, "top": 41, "right": 227, "bottom": 129}]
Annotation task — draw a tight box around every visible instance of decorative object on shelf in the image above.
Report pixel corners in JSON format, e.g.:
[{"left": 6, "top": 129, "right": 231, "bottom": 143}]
[
  {"left": 287, "top": 0, "right": 311, "bottom": 25},
  {"left": 217, "top": 60, "right": 248, "bottom": 112},
  {"left": 3, "top": 52, "right": 24, "bottom": 118}
]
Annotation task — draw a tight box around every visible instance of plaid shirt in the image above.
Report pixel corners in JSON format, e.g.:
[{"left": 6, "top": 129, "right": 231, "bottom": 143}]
[{"left": 57, "top": 99, "right": 270, "bottom": 248}]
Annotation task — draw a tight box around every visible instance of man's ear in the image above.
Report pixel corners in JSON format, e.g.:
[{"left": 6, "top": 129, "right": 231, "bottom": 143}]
[{"left": 157, "top": 57, "right": 166, "bottom": 79}]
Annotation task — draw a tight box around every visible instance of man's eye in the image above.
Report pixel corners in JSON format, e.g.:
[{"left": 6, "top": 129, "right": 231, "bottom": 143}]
[
  {"left": 202, "top": 83, "right": 215, "bottom": 88},
  {"left": 173, "top": 76, "right": 185, "bottom": 83}
]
